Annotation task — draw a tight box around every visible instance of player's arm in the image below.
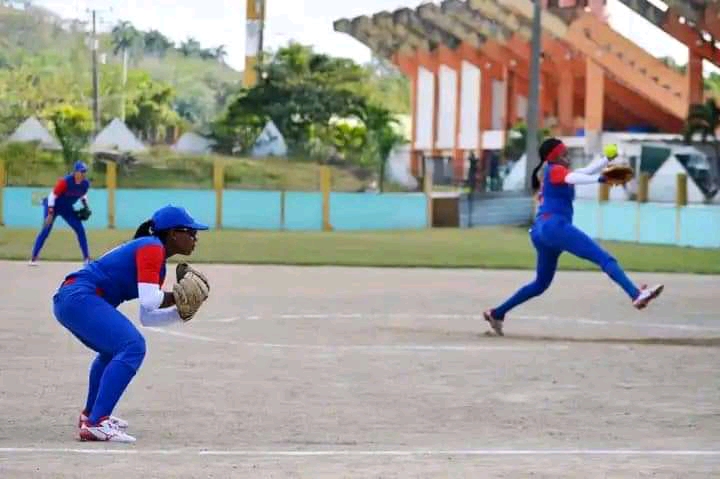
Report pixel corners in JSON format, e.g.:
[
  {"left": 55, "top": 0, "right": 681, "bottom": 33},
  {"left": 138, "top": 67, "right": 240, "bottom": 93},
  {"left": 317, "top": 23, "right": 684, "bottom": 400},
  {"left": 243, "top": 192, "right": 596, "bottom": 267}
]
[
  {"left": 572, "top": 154, "right": 609, "bottom": 175},
  {"left": 135, "top": 244, "right": 182, "bottom": 326},
  {"left": 46, "top": 178, "right": 68, "bottom": 217},
  {"left": 549, "top": 164, "right": 605, "bottom": 185}
]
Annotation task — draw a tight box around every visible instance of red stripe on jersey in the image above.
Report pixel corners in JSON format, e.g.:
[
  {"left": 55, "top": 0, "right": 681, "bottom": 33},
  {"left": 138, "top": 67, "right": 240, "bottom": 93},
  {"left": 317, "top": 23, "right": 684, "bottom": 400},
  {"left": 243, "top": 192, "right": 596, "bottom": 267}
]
[
  {"left": 135, "top": 244, "right": 165, "bottom": 285},
  {"left": 53, "top": 178, "right": 68, "bottom": 196},
  {"left": 549, "top": 164, "right": 569, "bottom": 185}
]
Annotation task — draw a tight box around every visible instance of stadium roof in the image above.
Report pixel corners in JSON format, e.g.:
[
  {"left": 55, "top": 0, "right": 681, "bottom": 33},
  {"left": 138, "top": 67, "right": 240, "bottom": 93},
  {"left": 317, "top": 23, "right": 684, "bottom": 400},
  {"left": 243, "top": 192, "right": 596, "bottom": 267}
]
[{"left": 334, "top": 0, "right": 720, "bottom": 69}]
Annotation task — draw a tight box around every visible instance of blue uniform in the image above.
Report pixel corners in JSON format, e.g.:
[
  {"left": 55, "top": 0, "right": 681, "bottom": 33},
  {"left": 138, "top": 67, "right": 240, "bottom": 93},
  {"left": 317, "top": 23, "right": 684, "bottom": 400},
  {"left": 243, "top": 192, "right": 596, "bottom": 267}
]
[
  {"left": 491, "top": 162, "right": 640, "bottom": 319},
  {"left": 31, "top": 171, "right": 91, "bottom": 261},
  {"left": 53, "top": 237, "right": 168, "bottom": 425}
]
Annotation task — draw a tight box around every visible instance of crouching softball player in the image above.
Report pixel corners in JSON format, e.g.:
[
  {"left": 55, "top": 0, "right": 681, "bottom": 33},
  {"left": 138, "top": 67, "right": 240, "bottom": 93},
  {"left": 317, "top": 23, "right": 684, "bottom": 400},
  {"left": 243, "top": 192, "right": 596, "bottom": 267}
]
[{"left": 52, "top": 205, "right": 211, "bottom": 442}]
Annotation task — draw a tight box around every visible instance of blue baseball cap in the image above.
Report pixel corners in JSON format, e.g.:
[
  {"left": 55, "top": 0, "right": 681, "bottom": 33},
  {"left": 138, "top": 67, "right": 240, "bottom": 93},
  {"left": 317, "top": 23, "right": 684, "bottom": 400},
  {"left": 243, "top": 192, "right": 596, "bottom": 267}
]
[
  {"left": 151, "top": 205, "right": 209, "bottom": 231},
  {"left": 74, "top": 161, "right": 88, "bottom": 173}
]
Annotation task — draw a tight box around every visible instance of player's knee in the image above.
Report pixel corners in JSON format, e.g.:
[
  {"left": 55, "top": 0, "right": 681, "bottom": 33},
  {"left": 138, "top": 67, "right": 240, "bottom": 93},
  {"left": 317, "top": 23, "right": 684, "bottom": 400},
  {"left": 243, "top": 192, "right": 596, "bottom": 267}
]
[
  {"left": 533, "top": 277, "right": 553, "bottom": 295},
  {"left": 599, "top": 254, "right": 618, "bottom": 272},
  {"left": 526, "top": 277, "right": 552, "bottom": 297},
  {"left": 116, "top": 335, "right": 146, "bottom": 371}
]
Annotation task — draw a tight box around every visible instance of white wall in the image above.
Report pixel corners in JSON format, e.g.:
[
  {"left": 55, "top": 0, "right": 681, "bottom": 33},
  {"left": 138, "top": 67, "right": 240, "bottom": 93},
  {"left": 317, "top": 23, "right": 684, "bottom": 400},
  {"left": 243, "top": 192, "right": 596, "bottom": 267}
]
[
  {"left": 458, "top": 61, "right": 480, "bottom": 150},
  {"left": 436, "top": 65, "right": 457, "bottom": 150},
  {"left": 414, "top": 67, "right": 434, "bottom": 150},
  {"left": 491, "top": 79, "right": 506, "bottom": 130}
]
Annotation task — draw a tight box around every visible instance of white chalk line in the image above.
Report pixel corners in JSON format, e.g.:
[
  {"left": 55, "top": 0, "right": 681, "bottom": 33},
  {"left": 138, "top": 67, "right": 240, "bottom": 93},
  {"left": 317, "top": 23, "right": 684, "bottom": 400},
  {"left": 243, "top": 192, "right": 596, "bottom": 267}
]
[
  {"left": 1, "top": 447, "right": 719, "bottom": 457},
  {"left": 145, "top": 328, "right": 564, "bottom": 352},
  {"left": 205, "top": 313, "right": 720, "bottom": 332}
]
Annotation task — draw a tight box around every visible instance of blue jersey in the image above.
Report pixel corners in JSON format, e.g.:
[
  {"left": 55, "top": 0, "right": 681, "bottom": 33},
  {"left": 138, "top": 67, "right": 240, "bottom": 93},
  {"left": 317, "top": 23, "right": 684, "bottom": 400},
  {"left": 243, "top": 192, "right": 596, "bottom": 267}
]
[
  {"left": 46, "top": 174, "right": 90, "bottom": 211},
  {"left": 536, "top": 163, "right": 575, "bottom": 221},
  {"left": 62, "top": 237, "right": 167, "bottom": 308}
]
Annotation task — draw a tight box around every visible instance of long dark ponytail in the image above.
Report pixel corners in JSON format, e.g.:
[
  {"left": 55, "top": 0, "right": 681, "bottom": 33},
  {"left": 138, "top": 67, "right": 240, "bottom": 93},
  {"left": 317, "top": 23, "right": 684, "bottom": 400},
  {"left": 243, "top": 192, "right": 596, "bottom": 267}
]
[
  {"left": 134, "top": 219, "right": 171, "bottom": 242},
  {"left": 531, "top": 137, "right": 565, "bottom": 192},
  {"left": 134, "top": 220, "right": 155, "bottom": 239}
]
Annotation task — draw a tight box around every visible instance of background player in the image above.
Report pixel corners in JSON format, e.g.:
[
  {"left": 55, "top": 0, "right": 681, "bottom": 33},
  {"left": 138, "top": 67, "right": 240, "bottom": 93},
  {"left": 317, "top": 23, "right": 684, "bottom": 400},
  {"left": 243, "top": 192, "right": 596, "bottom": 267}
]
[
  {"left": 30, "top": 160, "right": 92, "bottom": 265},
  {"left": 483, "top": 138, "right": 663, "bottom": 336},
  {"left": 52, "top": 205, "right": 210, "bottom": 443}
]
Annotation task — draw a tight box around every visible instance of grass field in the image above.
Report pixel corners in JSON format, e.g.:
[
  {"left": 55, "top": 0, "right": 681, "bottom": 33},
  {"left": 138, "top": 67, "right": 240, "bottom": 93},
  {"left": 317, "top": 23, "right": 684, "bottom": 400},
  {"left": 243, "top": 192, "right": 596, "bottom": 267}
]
[
  {"left": 2, "top": 152, "right": 376, "bottom": 192},
  {"left": 2, "top": 226, "right": 719, "bottom": 273}
]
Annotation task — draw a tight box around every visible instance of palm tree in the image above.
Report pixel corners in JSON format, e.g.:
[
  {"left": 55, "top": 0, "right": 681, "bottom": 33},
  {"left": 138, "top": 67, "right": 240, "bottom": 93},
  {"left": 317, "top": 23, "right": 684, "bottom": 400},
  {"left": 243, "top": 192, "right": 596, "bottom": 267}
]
[
  {"left": 143, "top": 29, "right": 173, "bottom": 57},
  {"left": 683, "top": 98, "right": 720, "bottom": 196},
  {"left": 111, "top": 21, "right": 142, "bottom": 121},
  {"left": 360, "top": 103, "right": 407, "bottom": 192},
  {"left": 179, "top": 38, "right": 201, "bottom": 57},
  {"left": 214, "top": 45, "right": 228, "bottom": 64}
]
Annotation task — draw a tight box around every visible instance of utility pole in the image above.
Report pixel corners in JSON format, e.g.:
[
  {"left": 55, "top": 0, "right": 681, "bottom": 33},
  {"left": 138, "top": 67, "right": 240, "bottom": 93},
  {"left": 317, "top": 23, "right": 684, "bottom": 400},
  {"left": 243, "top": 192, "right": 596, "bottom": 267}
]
[
  {"left": 91, "top": 9, "right": 101, "bottom": 136},
  {"left": 243, "top": 0, "right": 266, "bottom": 87},
  {"left": 524, "top": 0, "right": 543, "bottom": 193}
]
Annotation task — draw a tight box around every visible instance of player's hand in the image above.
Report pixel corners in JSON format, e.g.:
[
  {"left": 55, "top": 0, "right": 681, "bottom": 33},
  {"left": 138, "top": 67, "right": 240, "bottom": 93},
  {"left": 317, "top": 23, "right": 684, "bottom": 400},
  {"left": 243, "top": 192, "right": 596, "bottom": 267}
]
[{"left": 44, "top": 213, "right": 54, "bottom": 226}]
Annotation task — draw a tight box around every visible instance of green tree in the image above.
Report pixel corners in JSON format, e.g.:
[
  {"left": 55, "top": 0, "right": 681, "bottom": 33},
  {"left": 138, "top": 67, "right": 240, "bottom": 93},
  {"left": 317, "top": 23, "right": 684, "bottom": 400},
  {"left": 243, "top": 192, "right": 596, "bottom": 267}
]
[
  {"left": 44, "top": 104, "right": 92, "bottom": 168},
  {"left": 125, "top": 78, "right": 182, "bottom": 143},
  {"left": 214, "top": 43, "right": 369, "bottom": 156},
  {"left": 358, "top": 103, "right": 407, "bottom": 191},
  {"left": 503, "top": 120, "right": 551, "bottom": 162},
  {"left": 143, "top": 29, "right": 173, "bottom": 57},
  {"left": 179, "top": 38, "right": 202, "bottom": 57}
]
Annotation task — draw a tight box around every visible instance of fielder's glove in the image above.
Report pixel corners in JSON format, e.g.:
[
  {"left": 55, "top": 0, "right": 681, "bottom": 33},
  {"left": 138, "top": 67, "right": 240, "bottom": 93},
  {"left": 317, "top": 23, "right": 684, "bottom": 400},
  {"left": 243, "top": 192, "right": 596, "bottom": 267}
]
[
  {"left": 601, "top": 164, "right": 634, "bottom": 186},
  {"left": 75, "top": 206, "right": 92, "bottom": 221},
  {"left": 173, "top": 263, "right": 210, "bottom": 321}
]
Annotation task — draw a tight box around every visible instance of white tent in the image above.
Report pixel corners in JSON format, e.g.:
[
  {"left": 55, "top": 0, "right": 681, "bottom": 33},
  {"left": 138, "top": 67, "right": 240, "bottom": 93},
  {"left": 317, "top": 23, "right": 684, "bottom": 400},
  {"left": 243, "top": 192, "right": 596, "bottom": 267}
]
[
  {"left": 7, "top": 116, "right": 61, "bottom": 150},
  {"left": 251, "top": 120, "right": 287, "bottom": 157},
  {"left": 386, "top": 144, "right": 418, "bottom": 189},
  {"left": 90, "top": 118, "right": 146, "bottom": 153},
  {"left": 648, "top": 155, "right": 706, "bottom": 203},
  {"left": 172, "top": 132, "right": 215, "bottom": 154}
]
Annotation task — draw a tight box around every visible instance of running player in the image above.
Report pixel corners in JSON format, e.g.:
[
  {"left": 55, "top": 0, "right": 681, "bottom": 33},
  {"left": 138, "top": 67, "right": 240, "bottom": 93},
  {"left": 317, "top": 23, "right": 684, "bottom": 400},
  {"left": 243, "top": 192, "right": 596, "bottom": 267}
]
[{"left": 483, "top": 138, "right": 663, "bottom": 336}]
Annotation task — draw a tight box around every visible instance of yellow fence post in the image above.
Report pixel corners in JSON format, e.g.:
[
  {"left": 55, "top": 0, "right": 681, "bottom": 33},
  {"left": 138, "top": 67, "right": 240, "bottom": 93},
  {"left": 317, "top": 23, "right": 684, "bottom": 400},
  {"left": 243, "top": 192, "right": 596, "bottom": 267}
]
[
  {"left": 279, "top": 189, "right": 286, "bottom": 231},
  {"left": 423, "top": 166, "right": 433, "bottom": 228},
  {"left": 105, "top": 161, "right": 117, "bottom": 229},
  {"left": 675, "top": 172, "right": 687, "bottom": 244},
  {"left": 213, "top": 159, "right": 225, "bottom": 230},
  {"left": 320, "top": 165, "right": 333, "bottom": 231},
  {"left": 635, "top": 172, "right": 649, "bottom": 242},
  {"left": 598, "top": 183, "right": 609, "bottom": 202},
  {"left": 637, "top": 172, "right": 649, "bottom": 203},
  {"left": 676, "top": 173, "right": 687, "bottom": 207},
  {"left": 0, "top": 159, "right": 5, "bottom": 226}
]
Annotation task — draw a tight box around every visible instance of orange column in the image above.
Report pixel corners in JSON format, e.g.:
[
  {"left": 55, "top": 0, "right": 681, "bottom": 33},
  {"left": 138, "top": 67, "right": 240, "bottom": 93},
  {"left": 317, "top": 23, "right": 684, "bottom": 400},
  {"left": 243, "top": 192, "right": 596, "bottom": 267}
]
[
  {"left": 502, "top": 66, "right": 516, "bottom": 158},
  {"left": 585, "top": 58, "right": 604, "bottom": 153},
  {"left": 688, "top": 49, "right": 704, "bottom": 106},
  {"left": 479, "top": 65, "right": 494, "bottom": 146},
  {"left": 410, "top": 71, "right": 421, "bottom": 177}
]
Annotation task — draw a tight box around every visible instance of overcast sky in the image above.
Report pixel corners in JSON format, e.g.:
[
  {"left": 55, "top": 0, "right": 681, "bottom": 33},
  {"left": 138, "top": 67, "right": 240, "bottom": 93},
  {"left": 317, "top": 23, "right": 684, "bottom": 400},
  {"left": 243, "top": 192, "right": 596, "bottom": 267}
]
[{"left": 33, "top": 0, "right": 715, "bottom": 74}]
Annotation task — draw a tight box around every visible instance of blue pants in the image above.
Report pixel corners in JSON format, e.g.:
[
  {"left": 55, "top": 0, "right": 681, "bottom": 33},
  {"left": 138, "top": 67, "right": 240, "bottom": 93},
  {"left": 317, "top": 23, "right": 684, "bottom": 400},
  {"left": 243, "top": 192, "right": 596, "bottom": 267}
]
[
  {"left": 53, "top": 282, "right": 146, "bottom": 425},
  {"left": 31, "top": 201, "right": 89, "bottom": 260},
  {"left": 492, "top": 215, "right": 640, "bottom": 319}
]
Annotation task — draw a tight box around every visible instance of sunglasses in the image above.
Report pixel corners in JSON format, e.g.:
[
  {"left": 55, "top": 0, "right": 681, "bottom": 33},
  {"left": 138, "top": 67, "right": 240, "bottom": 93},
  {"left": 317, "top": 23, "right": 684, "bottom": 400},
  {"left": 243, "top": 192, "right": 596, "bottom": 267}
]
[{"left": 174, "top": 227, "right": 198, "bottom": 238}]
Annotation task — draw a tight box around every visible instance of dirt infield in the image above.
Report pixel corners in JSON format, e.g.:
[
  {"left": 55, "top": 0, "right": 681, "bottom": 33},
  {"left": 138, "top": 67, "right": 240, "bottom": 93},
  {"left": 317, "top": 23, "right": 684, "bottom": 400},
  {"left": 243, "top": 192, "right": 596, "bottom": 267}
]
[{"left": 1, "top": 260, "right": 719, "bottom": 478}]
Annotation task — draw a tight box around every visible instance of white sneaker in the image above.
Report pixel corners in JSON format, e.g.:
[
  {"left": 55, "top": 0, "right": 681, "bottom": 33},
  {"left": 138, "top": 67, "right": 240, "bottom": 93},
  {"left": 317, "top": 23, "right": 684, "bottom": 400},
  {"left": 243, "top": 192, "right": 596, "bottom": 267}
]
[
  {"left": 79, "top": 412, "right": 128, "bottom": 430},
  {"left": 28, "top": 260, "right": 38, "bottom": 267},
  {"left": 483, "top": 310, "right": 504, "bottom": 336},
  {"left": 633, "top": 284, "right": 664, "bottom": 310},
  {"left": 79, "top": 418, "right": 136, "bottom": 443}
]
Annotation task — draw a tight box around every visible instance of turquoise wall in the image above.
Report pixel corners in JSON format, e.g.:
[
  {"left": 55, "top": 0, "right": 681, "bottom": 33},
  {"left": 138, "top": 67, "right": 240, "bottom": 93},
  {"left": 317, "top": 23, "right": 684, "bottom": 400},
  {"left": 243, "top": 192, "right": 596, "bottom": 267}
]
[
  {"left": 3, "top": 188, "right": 718, "bottom": 248},
  {"left": 1, "top": 187, "right": 428, "bottom": 231},
  {"left": 573, "top": 199, "right": 720, "bottom": 248}
]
